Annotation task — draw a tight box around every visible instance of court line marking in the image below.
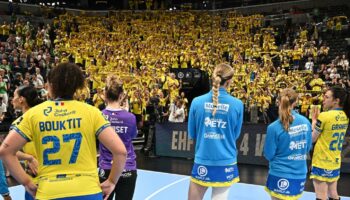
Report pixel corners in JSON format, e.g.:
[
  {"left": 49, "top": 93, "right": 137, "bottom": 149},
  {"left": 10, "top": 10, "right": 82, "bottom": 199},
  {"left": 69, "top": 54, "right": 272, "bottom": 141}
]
[
  {"left": 138, "top": 169, "right": 187, "bottom": 177},
  {"left": 144, "top": 177, "right": 189, "bottom": 200}
]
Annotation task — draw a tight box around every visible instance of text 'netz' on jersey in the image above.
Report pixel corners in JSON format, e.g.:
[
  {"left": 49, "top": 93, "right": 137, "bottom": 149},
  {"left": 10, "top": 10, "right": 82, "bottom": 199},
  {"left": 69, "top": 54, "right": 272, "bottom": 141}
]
[{"left": 39, "top": 118, "right": 82, "bottom": 132}]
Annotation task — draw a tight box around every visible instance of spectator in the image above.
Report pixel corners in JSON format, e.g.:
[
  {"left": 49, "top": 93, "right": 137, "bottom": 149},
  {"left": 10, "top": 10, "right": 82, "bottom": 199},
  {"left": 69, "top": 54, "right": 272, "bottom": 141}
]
[
  {"left": 0, "top": 76, "right": 8, "bottom": 106},
  {"left": 0, "top": 96, "right": 6, "bottom": 123},
  {"left": 305, "top": 57, "right": 314, "bottom": 71},
  {"left": 168, "top": 99, "right": 185, "bottom": 123}
]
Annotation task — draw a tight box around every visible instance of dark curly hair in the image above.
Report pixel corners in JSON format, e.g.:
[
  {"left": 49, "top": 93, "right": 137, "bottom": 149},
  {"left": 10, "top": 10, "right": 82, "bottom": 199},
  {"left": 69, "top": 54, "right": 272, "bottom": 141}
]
[{"left": 47, "top": 63, "right": 84, "bottom": 99}]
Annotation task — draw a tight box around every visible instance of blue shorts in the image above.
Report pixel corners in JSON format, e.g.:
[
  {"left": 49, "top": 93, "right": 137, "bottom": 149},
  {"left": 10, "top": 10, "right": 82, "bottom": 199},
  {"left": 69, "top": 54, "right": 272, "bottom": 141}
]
[
  {"left": 25, "top": 191, "right": 34, "bottom": 200},
  {"left": 55, "top": 193, "right": 103, "bottom": 200},
  {"left": 190, "top": 163, "right": 239, "bottom": 187},
  {"left": 310, "top": 166, "right": 340, "bottom": 182},
  {"left": 265, "top": 174, "right": 306, "bottom": 200}
]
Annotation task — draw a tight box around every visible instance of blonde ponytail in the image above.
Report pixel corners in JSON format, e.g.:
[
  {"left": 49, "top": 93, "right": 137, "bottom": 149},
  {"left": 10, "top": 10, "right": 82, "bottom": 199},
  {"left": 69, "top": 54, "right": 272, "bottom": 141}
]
[
  {"left": 279, "top": 96, "right": 293, "bottom": 131},
  {"left": 278, "top": 88, "right": 298, "bottom": 131}
]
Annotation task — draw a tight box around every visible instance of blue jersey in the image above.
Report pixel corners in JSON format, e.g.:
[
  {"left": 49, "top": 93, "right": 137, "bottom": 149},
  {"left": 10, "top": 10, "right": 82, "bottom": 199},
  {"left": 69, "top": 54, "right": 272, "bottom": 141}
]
[
  {"left": 264, "top": 111, "right": 312, "bottom": 179},
  {"left": 188, "top": 88, "right": 243, "bottom": 166}
]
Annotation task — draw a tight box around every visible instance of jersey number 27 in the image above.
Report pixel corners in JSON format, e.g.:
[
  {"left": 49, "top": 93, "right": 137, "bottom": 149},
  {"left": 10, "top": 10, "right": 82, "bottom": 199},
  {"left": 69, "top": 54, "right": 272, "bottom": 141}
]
[{"left": 42, "top": 132, "right": 82, "bottom": 166}]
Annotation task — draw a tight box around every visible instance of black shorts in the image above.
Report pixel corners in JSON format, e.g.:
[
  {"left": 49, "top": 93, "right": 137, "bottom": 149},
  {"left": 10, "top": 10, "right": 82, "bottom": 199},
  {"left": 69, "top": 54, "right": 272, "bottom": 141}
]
[{"left": 99, "top": 169, "right": 137, "bottom": 200}]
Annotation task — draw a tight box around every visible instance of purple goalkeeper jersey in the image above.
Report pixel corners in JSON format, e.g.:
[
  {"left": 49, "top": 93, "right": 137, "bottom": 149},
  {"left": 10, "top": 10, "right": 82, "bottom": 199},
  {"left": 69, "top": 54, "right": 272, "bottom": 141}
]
[{"left": 99, "top": 108, "right": 137, "bottom": 170}]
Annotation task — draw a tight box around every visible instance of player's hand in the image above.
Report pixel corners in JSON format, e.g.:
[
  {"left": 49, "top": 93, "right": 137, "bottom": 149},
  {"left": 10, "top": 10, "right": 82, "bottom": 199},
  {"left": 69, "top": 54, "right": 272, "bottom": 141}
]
[
  {"left": 312, "top": 107, "right": 320, "bottom": 122},
  {"left": 100, "top": 179, "right": 116, "bottom": 200},
  {"left": 24, "top": 181, "right": 37, "bottom": 197},
  {"left": 27, "top": 156, "right": 39, "bottom": 176}
]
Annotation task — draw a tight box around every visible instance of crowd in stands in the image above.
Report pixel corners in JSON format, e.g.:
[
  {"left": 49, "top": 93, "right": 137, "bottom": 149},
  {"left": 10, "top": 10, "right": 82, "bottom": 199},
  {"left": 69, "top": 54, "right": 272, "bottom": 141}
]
[
  {"left": 0, "top": 15, "right": 56, "bottom": 127},
  {"left": 0, "top": 8, "right": 349, "bottom": 128}
]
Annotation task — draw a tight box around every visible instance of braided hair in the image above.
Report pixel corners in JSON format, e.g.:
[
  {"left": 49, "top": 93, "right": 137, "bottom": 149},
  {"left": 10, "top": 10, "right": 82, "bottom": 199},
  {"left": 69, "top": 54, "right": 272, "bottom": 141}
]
[{"left": 212, "top": 63, "right": 234, "bottom": 116}]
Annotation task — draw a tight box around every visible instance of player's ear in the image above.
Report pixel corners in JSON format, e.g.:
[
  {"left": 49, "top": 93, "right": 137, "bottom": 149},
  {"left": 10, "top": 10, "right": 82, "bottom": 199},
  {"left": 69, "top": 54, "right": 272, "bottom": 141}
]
[{"left": 334, "top": 97, "right": 340, "bottom": 106}]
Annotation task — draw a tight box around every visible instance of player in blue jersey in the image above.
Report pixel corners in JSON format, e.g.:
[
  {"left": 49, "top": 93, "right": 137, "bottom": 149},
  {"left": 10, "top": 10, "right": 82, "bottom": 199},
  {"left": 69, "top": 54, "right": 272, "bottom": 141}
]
[
  {"left": 311, "top": 86, "right": 350, "bottom": 200},
  {"left": 0, "top": 63, "right": 127, "bottom": 200},
  {"left": 187, "top": 63, "right": 244, "bottom": 200},
  {"left": 264, "top": 88, "right": 312, "bottom": 200}
]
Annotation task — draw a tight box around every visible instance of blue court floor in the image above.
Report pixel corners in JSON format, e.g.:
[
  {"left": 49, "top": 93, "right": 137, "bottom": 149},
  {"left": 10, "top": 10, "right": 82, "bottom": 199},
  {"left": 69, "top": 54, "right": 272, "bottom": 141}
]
[{"left": 4, "top": 170, "right": 350, "bottom": 200}]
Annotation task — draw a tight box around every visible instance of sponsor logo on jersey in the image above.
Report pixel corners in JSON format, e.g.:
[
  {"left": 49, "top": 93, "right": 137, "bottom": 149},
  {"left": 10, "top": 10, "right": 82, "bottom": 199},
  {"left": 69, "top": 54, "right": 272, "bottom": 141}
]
[
  {"left": 288, "top": 124, "right": 308, "bottom": 136},
  {"left": 289, "top": 140, "right": 307, "bottom": 150},
  {"left": 43, "top": 106, "right": 52, "bottom": 116},
  {"left": 287, "top": 154, "right": 307, "bottom": 160},
  {"left": 204, "top": 117, "right": 227, "bottom": 128},
  {"left": 204, "top": 103, "right": 229, "bottom": 112},
  {"left": 197, "top": 166, "right": 208, "bottom": 177},
  {"left": 225, "top": 167, "right": 234, "bottom": 173},
  {"left": 204, "top": 132, "right": 225, "bottom": 140},
  {"left": 277, "top": 179, "right": 289, "bottom": 190}
]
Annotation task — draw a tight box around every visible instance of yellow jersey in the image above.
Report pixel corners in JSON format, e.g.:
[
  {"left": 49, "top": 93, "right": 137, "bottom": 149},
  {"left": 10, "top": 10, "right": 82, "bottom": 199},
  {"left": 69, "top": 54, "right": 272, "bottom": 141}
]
[
  {"left": 313, "top": 109, "right": 349, "bottom": 170},
  {"left": 11, "top": 117, "right": 38, "bottom": 182},
  {"left": 12, "top": 100, "right": 110, "bottom": 199}
]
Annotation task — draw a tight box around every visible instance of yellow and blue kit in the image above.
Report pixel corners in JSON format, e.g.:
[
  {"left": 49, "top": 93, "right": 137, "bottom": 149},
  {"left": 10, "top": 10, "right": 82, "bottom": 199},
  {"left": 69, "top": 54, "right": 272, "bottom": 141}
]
[
  {"left": 264, "top": 111, "right": 312, "bottom": 199},
  {"left": 12, "top": 99, "right": 110, "bottom": 199},
  {"left": 311, "top": 108, "right": 348, "bottom": 182},
  {"left": 188, "top": 88, "right": 243, "bottom": 187}
]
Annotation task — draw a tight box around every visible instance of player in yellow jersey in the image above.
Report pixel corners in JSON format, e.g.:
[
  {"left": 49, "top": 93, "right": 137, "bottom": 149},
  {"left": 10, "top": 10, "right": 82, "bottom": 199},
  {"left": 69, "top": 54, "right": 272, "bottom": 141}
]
[
  {"left": 0, "top": 63, "right": 127, "bottom": 200},
  {"left": 311, "top": 86, "right": 350, "bottom": 200},
  {"left": 12, "top": 85, "right": 42, "bottom": 200}
]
